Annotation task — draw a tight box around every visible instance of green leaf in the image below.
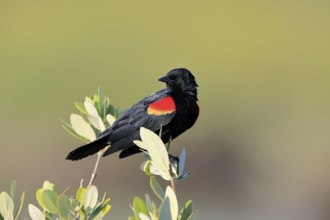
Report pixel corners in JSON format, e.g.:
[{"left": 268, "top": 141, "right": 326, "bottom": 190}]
[
  {"left": 42, "top": 181, "right": 55, "bottom": 191},
  {"left": 145, "top": 194, "right": 152, "bottom": 215},
  {"left": 70, "top": 199, "right": 80, "bottom": 211},
  {"left": 84, "top": 185, "right": 98, "bottom": 213},
  {"left": 10, "top": 181, "right": 16, "bottom": 199},
  {"left": 178, "top": 148, "right": 186, "bottom": 176},
  {"left": 85, "top": 97, "right": 94, "bottom": 105},
  {"left": 85, "top": 101, "right": 106, "bottom": 132},
  {"left": 36, "top": 189, "right": 45, "bottom": 211},
  {"left": 134, "top": 127, "right": 170, "bottom": 180},
  {"left": 128, "top": 216, "right": 136, "bottom": 220},
  {"left": 57, "top": 195, "right": 70, "bottom": 218},
  {"left": 4, "top": 211, "right": 13, "bottom": 220},
  {"left": 178, "top": 200, "right": 193, "bottom": 220},
  {"left": 98, "top": 86, "right": 104, "bottom": 117},
  {"left": 165, "top": 186, "right": 178, "bottom": 220},
  {"left": 140, "top": 160, "right": 152, "bottom": 176},
  {"left": 76, "top": 187, "right": 87, "bottom": 206},
  {"left": 14, "top": 191, "right": 25, "bottom": 220},
  {"left": 150, "top": 176, "right": 164, "bottom": 200},
  {"left": 74, "top": 101, "right": 88, "bottom": 114},
  {"left": 84, "top": 101, "right": 100, "bottom": 117},
  {"left": 102, "top": 203, "right": 111, "bottom": 216},
  {"left": 0, "top": 192, "right": 14, "bottom": 219},
  {"left": 138, "top": 213, "right": 151, "bottom": 220},
  {"left": 28, "top": 204, "right": 44, "bottom": 220},
  {"left": 61, "top": 119, "right": 89, "bottom": 142},
  {"left": 106, "top": 114, "right": 116, "bottom": 126},
  {"left": 133, "top": 197, "right": 148, "bottom": 220},
  {"left": 41, "top": 190, "right": 58, "bottom": 214},
  {"left": 158, "top": 197, "right": 171, "bottom": 220},
  {"left": 87, "top": 202, "right": 108, "bottom": 220},
  {"left": 70, "top": 114, "right": 96, "bottom": 141},
  {"left": 93, "top": 94, "right": 100, "bottom": 106}
]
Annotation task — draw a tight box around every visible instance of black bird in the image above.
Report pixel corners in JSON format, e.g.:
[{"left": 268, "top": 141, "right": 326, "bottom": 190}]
[{"left": 66, "top": 68, "right": 199, "bottom": 161}]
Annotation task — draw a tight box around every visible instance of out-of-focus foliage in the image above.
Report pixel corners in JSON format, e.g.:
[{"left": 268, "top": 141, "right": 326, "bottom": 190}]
[
  {"left": 29, "top": 181, "right": 111, "bottom": 220},
  {"left": 0, "top": 181, "right": 25, "bottom": 220},
  {"left": 1, "top": 181, "right": 111, "bottom": 220},
  {"left": 61, "top": 87, "right": 122, "bottom": 143}
]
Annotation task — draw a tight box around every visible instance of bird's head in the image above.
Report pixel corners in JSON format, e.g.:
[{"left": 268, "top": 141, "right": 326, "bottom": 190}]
[{"left": 159, "top": 68, "right": 198, "bottom": 95}]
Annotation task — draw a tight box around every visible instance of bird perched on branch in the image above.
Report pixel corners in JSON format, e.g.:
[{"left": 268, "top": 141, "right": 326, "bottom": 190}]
[{"left": 66, "top": 68, "right": 199, "bottom": 161}]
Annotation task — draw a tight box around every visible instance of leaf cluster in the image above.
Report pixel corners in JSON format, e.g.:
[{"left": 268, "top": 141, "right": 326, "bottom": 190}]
[
  {"left": 129, "top": 128, "right": 195, "bottom": 220},
  {"left": 29, "top": 181, "right": 111, "bottom": 220},
  {"left": 0, "top": 181, "right": 25, "bottom": 220},
  {"left": 61, "top": 87, "right": 122, "bottom": 142}
]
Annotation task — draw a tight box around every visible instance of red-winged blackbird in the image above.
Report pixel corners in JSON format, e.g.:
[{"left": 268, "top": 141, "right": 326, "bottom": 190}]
[{"left": 66, "top": 68, "right": 199, "bottom": 161}]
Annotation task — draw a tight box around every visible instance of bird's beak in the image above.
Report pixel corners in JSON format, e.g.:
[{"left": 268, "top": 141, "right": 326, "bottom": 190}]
[{"left": 158, "top": 75, "right": 170, "bottom": 83}]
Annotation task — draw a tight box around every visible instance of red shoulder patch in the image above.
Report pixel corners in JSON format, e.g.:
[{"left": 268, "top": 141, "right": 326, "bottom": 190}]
[{"left": 147, "top": 96, "right": 176, "bottom": 115}]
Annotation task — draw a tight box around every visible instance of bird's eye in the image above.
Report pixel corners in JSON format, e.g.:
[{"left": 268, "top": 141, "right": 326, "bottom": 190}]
[{"left": 171, "top": 75, "right": 179, "bottom": 81}]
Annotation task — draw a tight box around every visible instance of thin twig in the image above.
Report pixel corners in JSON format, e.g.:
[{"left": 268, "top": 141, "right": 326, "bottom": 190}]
[
  {"left": 170, "top": 176, "right": 176, "bottom": 193},
  {"left": 88, "top": 150, "right": 103, "bottom": 186},
  {"left": 169, "top": 163, "right": 176, "bottom": 193}
]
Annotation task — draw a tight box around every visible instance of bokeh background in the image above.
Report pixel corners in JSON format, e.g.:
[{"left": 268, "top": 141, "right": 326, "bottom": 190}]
[{"left": 1, "top": 1, "right": 330, "bottom": 219}]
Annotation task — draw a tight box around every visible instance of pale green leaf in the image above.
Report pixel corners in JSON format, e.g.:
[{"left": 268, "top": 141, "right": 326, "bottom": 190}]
[
  {"left": 84, "top": 101, "right": 99, "bottom": 117},
  {"left": 14, "top": 191, "right": 25, "bottom": 220},
  {"left": 74, "top": 101, "right": 88, "bottom": 114},
  {"left": 36, "top": 189, "right": 45, "bottom": 211},
  {"left": 179, "top": 148, "right": 186, "bottom": 176},
  {"left": 57, "top": 195, "right": 70, "bottom": 218},
  {"left": 84, "top": 185, "right": 98, "bottom": 211},
  {"left": 87, "top": 203, "right": 104, "bottom": 220},
  {"left": 93, "top": 94, "right": 100, "bottom": 107},
  {"left": 139, "top": 213, "right": 151, "bottom": 220},
  {"left": 42, "top": 181, "right": 55, "bottom": 191},
  {"left": 84, "top": 96, "right": 105, "bottom": 132},
  {"left": 4, "top": 210, "right": 13, "bottom": 220},
  {"left": 134, "top": 127, "right": 170, "bottom": 180},
  {"left": 61, "top": 119, "right": 89, "bottom": 142},
  {"left": 10, "top": 181, "right": 16, "bottom": 199},
  {"left": 133, "top": 197, "right": 148, "bottom": 220},
  {"left": 76, "top": 187, "right": 87, "bottom": 206},
  {"left": 87, "top": 114, "right": 106, "bottom": 132},
  {"left": 140, "top": 160, "right": 153, "bottom": 176},
  {"left": 70, "top": 114, "right": 96, "bottom": 141},
  {"left": 106, "top": 114, "right": 116, "bottom": 126},
  {"left": 0, "top": 192, "right": 14, "bottom": 218},
  {"left": 103, "top": 204, "right": 111, "bottom": 216},
  {"left": 85, "top": 97, "right": 94, "bottom": 105},
  {"left": 178, "top": 200, "right": 193, "bottom": 220},
  {"left": 149, "top": 163, "right": 170, "bottom": 180},
  {"left": 28, "top": 204, "right": 45, "bottom": 220},
  {"left": 158, "top": 198, "right": 171, "bottom": 220},
  {"left": 165, "top": 186, "right": 178, "bottom": 220},
  {"left": 145, "top": 194, "right": 153, "bottom": 216},
  {"left": 150, "top": 176, "right": 164, "bottom": 200},
  {"left": 41, "top": 190, "right": 58, "bottom": 214}
]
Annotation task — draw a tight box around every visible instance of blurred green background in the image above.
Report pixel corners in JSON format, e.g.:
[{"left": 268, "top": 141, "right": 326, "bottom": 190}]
[{"left": 1, "top": 1, "right": 330, "bottom": 219}]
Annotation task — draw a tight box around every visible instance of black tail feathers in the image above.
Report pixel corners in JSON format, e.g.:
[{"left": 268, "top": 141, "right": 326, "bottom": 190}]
[{"left": 66, "top": 135, "right": 109, "bottom": 161}]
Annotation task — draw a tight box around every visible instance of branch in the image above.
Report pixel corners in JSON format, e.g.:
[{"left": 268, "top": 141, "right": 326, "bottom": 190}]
[{"left": 88, "top": 150, "right": 103, "bottom": 186}]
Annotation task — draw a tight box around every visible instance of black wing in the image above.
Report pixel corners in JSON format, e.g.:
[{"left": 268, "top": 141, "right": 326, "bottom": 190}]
[{"left": 102, "top": 89, "right": 176, "bottom": 156}]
